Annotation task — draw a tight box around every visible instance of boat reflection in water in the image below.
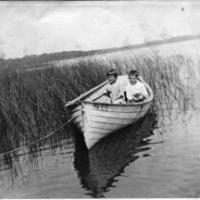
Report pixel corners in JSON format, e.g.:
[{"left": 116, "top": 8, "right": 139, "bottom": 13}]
[{"left": 73, "top": 112, "right": 157, "bottom": 198}]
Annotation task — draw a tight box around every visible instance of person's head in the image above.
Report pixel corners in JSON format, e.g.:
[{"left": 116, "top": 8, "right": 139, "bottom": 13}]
[
  {"left": 106, "top": 69, "right": 118, "bottom": 84},
  {"left": 128, "top": 70, "right": 139, "bottom": 85}
]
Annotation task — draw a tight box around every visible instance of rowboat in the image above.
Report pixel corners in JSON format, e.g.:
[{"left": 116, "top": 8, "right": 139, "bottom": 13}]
[
  {"left": 65, "top": 75, "right": 153, "bottom": 149},
  {"left": 73, "top": 112, "right": 156, "bottom": 197}
]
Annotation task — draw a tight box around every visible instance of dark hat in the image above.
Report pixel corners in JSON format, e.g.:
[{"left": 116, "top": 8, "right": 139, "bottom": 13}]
[
  {"left": 106, "top": 69, "right": 118, "bottom": 78},
  {"left": 128, "top": 69, "right": 139, "bottom": 77}
]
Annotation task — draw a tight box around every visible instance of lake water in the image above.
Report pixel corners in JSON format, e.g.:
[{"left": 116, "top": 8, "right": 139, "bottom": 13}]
[{"left": 1, "top": 84, "right": 200, "bottom": 198}]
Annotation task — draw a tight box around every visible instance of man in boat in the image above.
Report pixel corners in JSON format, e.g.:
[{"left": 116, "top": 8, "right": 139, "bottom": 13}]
[
  {"left": 113, "top": 70, "right": 149, "bottom": 103},
  {"left": 103, "top": 69, "right": 127, "bottom": 103},
  {"left": 124, "top": 70, "right": 149, "bottom": 103}
]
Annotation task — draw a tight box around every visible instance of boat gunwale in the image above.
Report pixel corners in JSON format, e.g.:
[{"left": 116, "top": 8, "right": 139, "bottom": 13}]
[
  {"left": 83, "top": 83, "right": 154, "bottom": 107},
  {"left": 83, "top": 97, "right": 153, "bottom": 107},
  {"left": 65, "top": 75, "right": 154, "bottom": 108},
  {"left": 65, "top": 80, "right": 108, "bottom": 108}
]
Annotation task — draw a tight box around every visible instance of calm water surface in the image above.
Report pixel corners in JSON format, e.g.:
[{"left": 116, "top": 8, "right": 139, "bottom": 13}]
[{"left": 1, "top": 93, "right": 200, "bottom": 197}]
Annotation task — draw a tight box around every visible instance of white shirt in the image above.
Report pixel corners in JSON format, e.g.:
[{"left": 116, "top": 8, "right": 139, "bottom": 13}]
[
  {"left": 125, "top": 80, "right": 149, "bottom": 100},
  {"left": 105, "top": 76, "right": 128, "bottom": 100}
]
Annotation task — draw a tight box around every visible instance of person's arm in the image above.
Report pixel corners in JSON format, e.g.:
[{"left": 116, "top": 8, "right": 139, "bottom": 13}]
[
  {"left": 103, "top": 87, "right": 114, "bottom": 103},
  {"left": 137, "top": 76, "right": 150, "bottom": 98},
  {"left": 138, "top": 76, "right": 149, "bottom": 87},
  {"left": 133, "top": 83, "right": 148, "bottom": 100}
]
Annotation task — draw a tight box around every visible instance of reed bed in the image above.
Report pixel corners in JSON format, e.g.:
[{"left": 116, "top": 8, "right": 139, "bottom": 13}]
[{"left": 0, "top": 50, "right": 199, "bottom": 158}]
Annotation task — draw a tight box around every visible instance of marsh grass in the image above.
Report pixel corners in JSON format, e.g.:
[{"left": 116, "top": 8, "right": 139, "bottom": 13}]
[{"left": 0, "top": 50, "right": 199, "bottom": 160}]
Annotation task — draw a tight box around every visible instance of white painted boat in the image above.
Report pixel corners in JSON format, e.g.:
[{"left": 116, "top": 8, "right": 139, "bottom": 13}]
[
  {"left": 65, "top": 75, "right": 153, "bottom": 149},
  {"left": 73, "top": 112, "right": 156, "bottom": 197}
]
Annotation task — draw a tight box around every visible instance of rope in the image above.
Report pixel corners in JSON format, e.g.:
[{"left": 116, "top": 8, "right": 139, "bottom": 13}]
[
  {"left": 0, "top": 112, "right": 185, "bottom": 158},
  {"left": 0, "top": 118, "right": 72, "bottom": 158}
]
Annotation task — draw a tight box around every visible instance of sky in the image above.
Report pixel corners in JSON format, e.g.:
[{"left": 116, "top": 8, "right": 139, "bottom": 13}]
[{"left": 0, "top": 1, "right": 200, "bottom": 59}]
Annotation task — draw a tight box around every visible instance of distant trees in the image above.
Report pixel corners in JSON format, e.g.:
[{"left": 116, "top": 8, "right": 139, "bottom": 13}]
[
  {"left": 0, "top": 50, "right": 103, "bottom": 72},
  {"left": 0, "top": 45, "right": 130, "bottom": 72}
]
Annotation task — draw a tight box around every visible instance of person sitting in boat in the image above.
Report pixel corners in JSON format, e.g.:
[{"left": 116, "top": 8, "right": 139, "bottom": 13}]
[
  {"left": 114, "top": 70, "right": 149, "bottom": 103},
  {"left": 103, "top": 69, "right": 127, "bottom": 103},
  {"left": 124, "top": 70, "right": 149, "bottom": 103}
]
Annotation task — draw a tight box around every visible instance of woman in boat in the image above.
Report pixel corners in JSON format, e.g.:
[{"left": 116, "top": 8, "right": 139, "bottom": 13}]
[{"left": 104, "top": 69, "right": 127, "bottom": 103}]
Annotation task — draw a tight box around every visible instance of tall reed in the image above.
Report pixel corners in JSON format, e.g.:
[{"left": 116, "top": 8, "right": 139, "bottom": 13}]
[{"left": 0, "top": 51, "right": 199, "bottom": 155}]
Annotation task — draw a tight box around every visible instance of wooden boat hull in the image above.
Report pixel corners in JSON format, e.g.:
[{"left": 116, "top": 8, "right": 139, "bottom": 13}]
[
  {"left": 66, "top": 75, "right": 153, "bottom": 149},
  {"left": 71, "top": 101, "right": 152, "bottom": 148},
  {"left": 73, "top": 112, "right": 156, "bottom": 197}
]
